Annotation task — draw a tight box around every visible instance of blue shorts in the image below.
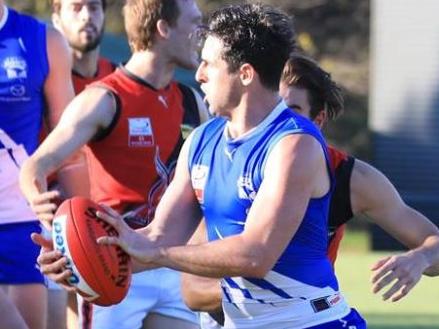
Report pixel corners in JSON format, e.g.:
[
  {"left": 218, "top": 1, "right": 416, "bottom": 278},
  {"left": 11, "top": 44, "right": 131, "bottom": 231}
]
[
  {"left": 306, "top": 308, "right": 366, "bottom": 329},
  {"left": 0, "top": 221, "right": 45, "bottom": 284}
]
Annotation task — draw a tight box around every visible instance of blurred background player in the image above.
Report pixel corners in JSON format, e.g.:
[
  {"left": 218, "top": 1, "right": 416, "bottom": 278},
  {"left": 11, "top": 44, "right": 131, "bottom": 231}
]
[
  {"left": 19, "top": 0, "right": 208, "bottom": 328},
  {"left": 46, "top": 1, "right": 115, "bottom": 328},
  {"left": 180, "top": 53, "right": 439, "bottom": 328},
  {"left": 0, "top": 1, "right": 74, "bottom": 329}
]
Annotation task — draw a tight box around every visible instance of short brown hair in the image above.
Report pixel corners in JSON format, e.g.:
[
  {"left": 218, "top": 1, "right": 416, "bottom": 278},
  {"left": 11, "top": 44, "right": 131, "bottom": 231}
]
[
  {"left": 123, "top": 0, "right": 180, "bottom": 52},
  {"left": 281, "top": 53, "right": 344, "bottom": 121},
  {"left": 207, "top": 3, "right": 296, "bottom": 91},
  {"left": 50, "top": 0, "right": 107, "bottom": 14}
]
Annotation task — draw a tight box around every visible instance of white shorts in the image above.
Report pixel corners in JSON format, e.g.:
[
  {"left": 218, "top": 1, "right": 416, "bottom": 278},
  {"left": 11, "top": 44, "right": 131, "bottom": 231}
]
[
  {"left": 80, "top": 268, "right": 197, "bottom": 329},
  {"left": 199, "top": 312, "right": 223, "bottom": 329}
]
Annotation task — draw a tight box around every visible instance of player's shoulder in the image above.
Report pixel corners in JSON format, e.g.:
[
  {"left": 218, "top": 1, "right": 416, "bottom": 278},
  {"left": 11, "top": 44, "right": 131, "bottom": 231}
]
[{"left": 45, "top": 25, "right": 70, "bottom": 57}]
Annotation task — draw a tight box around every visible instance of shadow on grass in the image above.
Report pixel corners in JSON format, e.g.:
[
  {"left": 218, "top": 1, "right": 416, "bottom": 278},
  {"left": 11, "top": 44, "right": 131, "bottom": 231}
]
[{"left": 365, "top": 313, "right": 439, "bottom": 329}]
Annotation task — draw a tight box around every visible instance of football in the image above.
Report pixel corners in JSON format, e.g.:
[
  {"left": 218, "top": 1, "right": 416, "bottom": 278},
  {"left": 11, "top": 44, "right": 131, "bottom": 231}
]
[{"left": 52, "top": 196, "right": 131, "bottom": 306}]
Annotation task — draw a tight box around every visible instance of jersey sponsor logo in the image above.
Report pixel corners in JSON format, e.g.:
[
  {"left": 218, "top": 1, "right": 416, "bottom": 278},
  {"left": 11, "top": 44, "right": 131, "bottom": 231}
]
[
  {"left": 328, "top": 293, "right": 342, "bottom": 306},
  {"left": 3, "top": 56, "right": 27, "bottom": 79},
  {"left": 237, "top": 174, "right": 256, "bottom": 201},
  {"left": 1, "top": 57, "right": 30, "bottom": 102},
  {"left": 191, "top": 164, "right": 209, "bottom": 203},
  {"left": 128, "top": 117, "right": 154, "bottom": 147},
  {"left": 10, "top": 84, "right": 26, "bottom": 97}
]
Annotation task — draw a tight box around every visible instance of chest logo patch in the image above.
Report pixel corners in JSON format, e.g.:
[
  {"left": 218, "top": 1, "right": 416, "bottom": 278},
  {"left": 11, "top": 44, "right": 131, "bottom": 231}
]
[
  {"left": 128, "top": 117, "right": 154, "bottom": 147},
  {"left": 191, "top": 165, "right": 209, "bottom": 203},
  {"left": 3, "top": 57, "right": 27, "bottom": 79},
  {"left": 237, "top": 174, "right": 256, "bottom": 201}
]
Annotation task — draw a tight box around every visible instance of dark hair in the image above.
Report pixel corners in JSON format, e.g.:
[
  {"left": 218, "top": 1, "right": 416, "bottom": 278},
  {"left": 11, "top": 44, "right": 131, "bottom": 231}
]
[
  {"left": 206, "top": 3, "right": 296, "bottom": 91},
  {"left": 123, "top": 0, "right": 180, "bottom": 51},
  {"left": 281, "top": 53, "right": 344, "bottom": 120},
  {"left": 51, "top": 0, "right": 107, "bottom": 13}
]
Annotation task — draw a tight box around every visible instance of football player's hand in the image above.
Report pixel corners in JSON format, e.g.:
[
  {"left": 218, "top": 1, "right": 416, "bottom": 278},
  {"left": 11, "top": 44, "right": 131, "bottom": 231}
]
[
  {"left": 31, "top": 232, "right": 76, "bottom": 292},
  {"left": 371, "top": 250, "right": 428, "bottom": 302}
]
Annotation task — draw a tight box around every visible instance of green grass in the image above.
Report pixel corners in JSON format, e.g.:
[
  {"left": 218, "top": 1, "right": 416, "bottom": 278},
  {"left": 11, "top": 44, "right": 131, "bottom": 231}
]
[{"left": 336, "top": 229, "right": 439, "bottom": 329}]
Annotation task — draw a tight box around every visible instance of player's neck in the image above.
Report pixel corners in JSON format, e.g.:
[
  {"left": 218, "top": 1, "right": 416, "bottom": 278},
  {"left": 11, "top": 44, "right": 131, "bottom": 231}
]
[
  {"left": 124, "top": 51, "right": 175, "bottom": 90},
  {"left": 227, "top": 91, "right": 281, "bottom": 139},
  {"left": 72, "top": 48, "right": 100, "bottom": 78}
]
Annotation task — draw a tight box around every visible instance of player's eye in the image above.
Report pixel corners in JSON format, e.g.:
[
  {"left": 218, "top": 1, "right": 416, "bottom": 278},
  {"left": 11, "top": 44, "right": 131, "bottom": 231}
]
[
  {"left": 89, "top": 4, "right": 100, "bottom": 12},
  {"left": 71, "top": 4, "right": 83, "bottom": 12}
]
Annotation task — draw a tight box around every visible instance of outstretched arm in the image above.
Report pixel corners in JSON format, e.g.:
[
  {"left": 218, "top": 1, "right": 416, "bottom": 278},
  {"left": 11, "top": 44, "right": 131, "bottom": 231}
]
[
  {"left": 351, "top": 159, "right": 439, "bottom": 301},
  {"left": 19, "top": 87, "right": 117, "bottom": 228}
]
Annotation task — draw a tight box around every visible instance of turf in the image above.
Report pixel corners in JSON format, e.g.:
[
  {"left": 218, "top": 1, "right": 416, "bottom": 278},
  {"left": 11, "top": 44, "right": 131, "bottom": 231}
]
[{"left": 336, "top": 230, "right": 439, "bottom": 329}]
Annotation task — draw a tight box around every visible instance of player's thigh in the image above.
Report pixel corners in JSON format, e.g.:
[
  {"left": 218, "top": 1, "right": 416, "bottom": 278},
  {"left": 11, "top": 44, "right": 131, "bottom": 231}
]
[
  {"left": 0, "top": 289, "right": 28, "bottom": 329},
  {"left": 9, "top": 284, "right": 47, "bottom": 329},
  {"left": 142, "top": 312, "right": 200, "bottom": 329},
  {"left": 47, "top": 287, "right": 68, "bottom": 329}
]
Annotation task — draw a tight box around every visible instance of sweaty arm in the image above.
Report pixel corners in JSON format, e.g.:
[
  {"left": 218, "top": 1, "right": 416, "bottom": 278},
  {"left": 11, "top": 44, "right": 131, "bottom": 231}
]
[
  {"left": 19, "top": 87, "right": 117, "bottom": 225},
  {"left": 350, "top": 159, "right": 439, "bottom": 301},
  {"left": 98, "top": 133, "right": 330, "bottom": 278}
]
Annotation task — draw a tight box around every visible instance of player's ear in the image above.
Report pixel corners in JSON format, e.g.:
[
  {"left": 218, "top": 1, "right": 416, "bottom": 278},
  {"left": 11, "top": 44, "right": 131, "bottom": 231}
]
[
  {"left": 239, "top": 63, "right": 255, "bottom": 87},
  {"left": 313, "top": 110, "right": 328, "bottom": 128},
  {"left": 52, "top": 12, "right": 61, "bottom": 30},
  {"left": 156, "top": 19, "right": 170, "bottom": 39}
]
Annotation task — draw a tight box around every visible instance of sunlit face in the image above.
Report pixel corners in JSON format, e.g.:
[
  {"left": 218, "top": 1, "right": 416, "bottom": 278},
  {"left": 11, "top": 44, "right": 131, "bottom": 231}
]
[
  {"left": 279, "top": 82, "right": 312, "bottom": 119},
  {"left": 168, "top": 0, "right": 203, "bottom": 70},
  {"left": 195, "top": 36, "right": 242, "bottom": 117},
  {"left": 54, "top": 0, "right": 105, "bottom": 53}
]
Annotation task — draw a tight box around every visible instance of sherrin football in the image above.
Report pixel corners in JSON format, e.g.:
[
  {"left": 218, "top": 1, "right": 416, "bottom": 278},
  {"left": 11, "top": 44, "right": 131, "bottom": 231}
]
[{"left": 52, "top": 196, "right": 132, "bottom": 306}]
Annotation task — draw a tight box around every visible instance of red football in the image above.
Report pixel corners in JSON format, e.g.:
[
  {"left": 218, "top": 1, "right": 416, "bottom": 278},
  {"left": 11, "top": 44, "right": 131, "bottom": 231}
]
[{"left": 52, "top": 197, "right": 132, "bottom": 306}]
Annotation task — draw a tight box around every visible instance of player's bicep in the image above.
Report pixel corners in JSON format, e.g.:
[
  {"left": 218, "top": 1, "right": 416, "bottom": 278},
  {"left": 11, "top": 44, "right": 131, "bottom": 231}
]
[
  {"left": 351, "top": 160, "right": 405, "bottom": 221},
  {"left": 44, "top": 27, "right": 75, "bottom": 129},
  {"left": 243, "top": 135, "right": 325, "bottom": 268},
  {"left": 353, "top": 161, "right": 439, "bottom": 248}
]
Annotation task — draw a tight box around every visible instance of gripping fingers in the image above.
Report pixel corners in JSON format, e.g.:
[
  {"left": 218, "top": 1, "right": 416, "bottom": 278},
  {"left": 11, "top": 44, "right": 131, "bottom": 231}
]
[
  {"left": 31, "top": 232, "right": 53, "bottom": 250},
  {"left": 97, "top": 235, "right": 121, "bottom": 246},
  {"left": 96, "top": 210, "right": 119, "bottom": 228},
  {"left": 37, "top": 250, "right": 64, "bottom": 269},
  {"left": 99, "top": 204, "right": 120, "bottom": 218},
  {"left": 32, "top": 190, "right": 60, "bottom": 205}
]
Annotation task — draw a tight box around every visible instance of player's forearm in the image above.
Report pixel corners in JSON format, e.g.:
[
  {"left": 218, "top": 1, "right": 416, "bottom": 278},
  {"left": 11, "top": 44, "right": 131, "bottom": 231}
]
[
  {"left": 156, "top": 234, "right": 271, "bottom": 278},
  {"left": 19, "top": 155, "right": 54, "bottom": 198}
]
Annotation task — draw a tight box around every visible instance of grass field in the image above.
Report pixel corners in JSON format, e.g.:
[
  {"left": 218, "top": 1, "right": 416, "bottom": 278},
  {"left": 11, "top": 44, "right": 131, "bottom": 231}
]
[{"left": 336, "top": 230, "right": 439, "bottom": 329}]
